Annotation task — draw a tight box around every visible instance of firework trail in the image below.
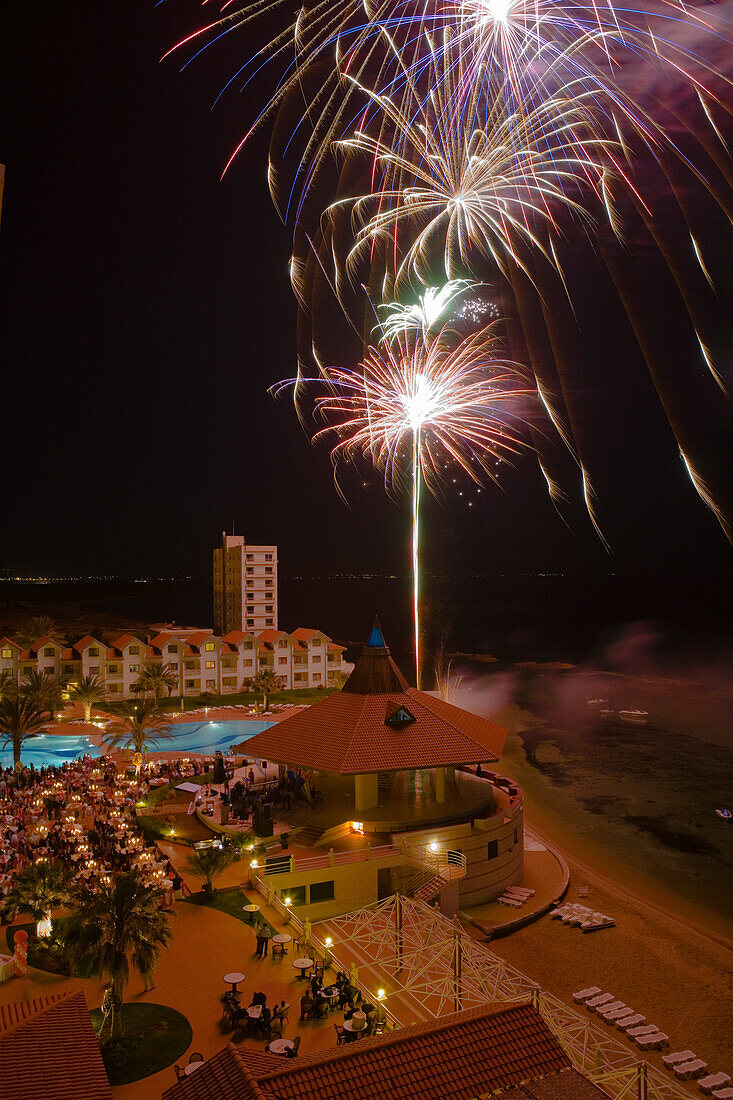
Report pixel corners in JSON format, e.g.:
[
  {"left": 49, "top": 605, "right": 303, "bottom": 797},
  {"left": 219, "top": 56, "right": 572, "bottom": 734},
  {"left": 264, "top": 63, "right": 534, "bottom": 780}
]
[{"left": 273, "top": 322, "right": 531, "bottom": 683}]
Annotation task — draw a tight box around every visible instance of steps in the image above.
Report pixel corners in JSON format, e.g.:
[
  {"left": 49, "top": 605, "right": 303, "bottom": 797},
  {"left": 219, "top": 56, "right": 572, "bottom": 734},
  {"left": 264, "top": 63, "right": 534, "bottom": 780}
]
[
  {"left": 412, "top": 873, "right": 449, "bottom": 904},
  {"left": 296, "top": 824, "right": 325, "bottom": 849}
]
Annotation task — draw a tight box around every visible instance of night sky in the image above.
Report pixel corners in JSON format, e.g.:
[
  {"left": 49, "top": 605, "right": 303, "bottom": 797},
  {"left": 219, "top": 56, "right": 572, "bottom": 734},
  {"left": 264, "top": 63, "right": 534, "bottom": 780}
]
[{"left": 2, "top": 1, "right": 731, "bottom": 587}]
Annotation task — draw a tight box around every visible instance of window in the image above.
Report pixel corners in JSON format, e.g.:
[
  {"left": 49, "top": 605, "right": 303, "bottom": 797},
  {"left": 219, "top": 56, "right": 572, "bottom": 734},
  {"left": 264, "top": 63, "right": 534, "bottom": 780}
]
[
  {"left": 265, "top": 619, "right": 273, "bottom": 626},
  {"left": 107, "top": 664, "right": 119, "bottom": 674},
  {"left": 309, "top": 880, "right": 335, "bottom": 904},
  {"left": 204, "top": 641, "right": 215, "bottom": 651},
  {"left": 278, "top": 658, "right": 287, "bottom": 665},
  {"left": 167, "top": 644, "right": 177, "bottom": 653},
  {"left": 185, "top": 661, "right": 195, "bottom": 670},
  {"left": 328, "top": 654, "right": 337, "bottom": 663},
  {"left": 265, "top": 553, "right": 273, "bottom": 561},
  {"left": 265, "top": 566, "right": 273, "bottom": 574},
  {"left": 294, "top": 673, "right": 305, "bottom": 682},
  {"left": 43, "top": 667, "right": 54, "bottom": 676},
  {"left": 243, "top": 640, "right": 253, "bottom": 649},
  {"left": 266, "top": 579, "right": 273, "bottom": 587},
  {"left": 205, "top": 660, "right": 215, "bottom": 669},
  {"left": 169, "top": 662, "right": 178, "bottom": 671},
  {"left": 312, "top": 638, "right": 321, "bottom": 646},
  {"left": 1, "top": 649, "right": 12, "bottom": 659},
  {"left": 313, "top": 674, "right": 321, "bottom": 682},
  {"left": 243, "top": 659, "right": 253, "bottom": 667},
  {"left": 222, "top": 676, "right": 236, "bottom": 686},
  {"left": 246, "top": 554, "right": 253, "bottom": 561},
  {"left": 312, "top": 655, "right": 321, "bottom": 663},
  {"left": 130, "top": 664, "right": 140, "bottom": 673},
  {"left": 487, "top": 840, "right": 499, "bottom": 860},
  {"left": 129, "top": 645, "right": 139, "bottom": 655},
  {"left": 247, "top": 607, "right": 254, "bottom": 614},
  {"left": 206, "top": 679, "right": 215, "bottom": 688},
  {"left": 88, "top": 647, "right": 99, "bottom": 657},
  {"left": 43, "top": 647, "right": 55, "bottom": 657},
  {"left": 278, "top": 640, "right": 287, "bottom": 648},
  {"left": 186, "top": 679, "right": 195, "bottom": 689},
  {"left": 246, "top": 619, "right": 255, "bottom": 628},
  {"left": 265, "top": 605, "right": 273, "bottom": 613},
  {"left": 281, "top": 885, "right": 306, "bottom": 907},
  {"left": 246, "top": 567, "right": 253, "bottom": 574},
  {"left": 258, "top": 658, "right": 268, "bottom": 667},
  {"left": 63, "top": 665, "right": 73, "bottom": 674}
]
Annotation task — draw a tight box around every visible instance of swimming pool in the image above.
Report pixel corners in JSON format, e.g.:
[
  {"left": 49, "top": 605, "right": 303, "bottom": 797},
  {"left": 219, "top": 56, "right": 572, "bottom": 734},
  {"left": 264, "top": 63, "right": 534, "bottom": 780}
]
[
  {"left": 1, "top": 734, "right": 104, "bottom": 771},
  {"left": 3, "top": 719, "right": 275, "bottom": 772},
  {"left": 162, "top": 719, "right": 276, "bottom": 754}
]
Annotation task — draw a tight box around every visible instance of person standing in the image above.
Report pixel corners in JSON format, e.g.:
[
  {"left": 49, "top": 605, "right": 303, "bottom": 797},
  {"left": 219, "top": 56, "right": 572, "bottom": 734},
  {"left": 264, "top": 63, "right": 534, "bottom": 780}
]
[
  {"left": 254, "top": 918, "right": 264, "bottom": 958},
  {"left": 259, "top": 922, "right": 271, "bottom": 958}
]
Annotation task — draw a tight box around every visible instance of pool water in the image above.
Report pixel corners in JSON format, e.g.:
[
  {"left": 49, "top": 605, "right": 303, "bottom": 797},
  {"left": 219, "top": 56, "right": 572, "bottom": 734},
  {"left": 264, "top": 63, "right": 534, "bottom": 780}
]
[
  {"left": 1, "top": 734, "right": 103, "bottom": 771},
  {"left": 3, "top": 719, "right": 276, "bottom": 771}
]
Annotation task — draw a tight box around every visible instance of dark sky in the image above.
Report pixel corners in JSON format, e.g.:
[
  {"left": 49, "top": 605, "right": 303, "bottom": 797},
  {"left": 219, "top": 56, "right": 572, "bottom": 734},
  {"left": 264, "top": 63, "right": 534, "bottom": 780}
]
[{"left": 1, "top": 1, "right": 731, "bottom": 585}]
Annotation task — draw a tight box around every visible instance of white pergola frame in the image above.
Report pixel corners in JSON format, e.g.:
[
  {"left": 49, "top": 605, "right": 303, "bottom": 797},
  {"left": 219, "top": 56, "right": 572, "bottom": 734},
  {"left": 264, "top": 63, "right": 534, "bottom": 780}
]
[{"left": 317, "top": 894, "right": 695, "bottom": 1100}]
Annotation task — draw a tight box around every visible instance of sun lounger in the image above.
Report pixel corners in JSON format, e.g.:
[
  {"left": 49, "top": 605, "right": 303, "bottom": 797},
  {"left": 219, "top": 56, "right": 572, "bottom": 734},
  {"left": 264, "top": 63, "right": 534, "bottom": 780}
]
[
  {"left": 711, "top": 1088, "right": 733, "bottom": 1099},
  {"left": 596, "top": 1001, "right": 626, "bottom": 1019},
  {"left": 617, "top": 1014, "right": 646, "bottom": 1030},
  {"left": 581, "top": 917, "right": 616, "bottom": 932},
  {"left": 636, "top": 1033, "right": 669, "bottom": 1051},
  {"left": 674, "top": 1060, "right": 708, "bottom": 1080},
  {"left": 599, "top": 1005, "right": 632, "bottom": 1023},
  {"left": 586, "top": 994, "right": 615, "bottom": 1011},
  {"left": 499, "top": 895, "right": 523, "bottom": 908},
  {"left": 663, "top": 1051, "right": 696, "bottom": 1069},
  {"left": 507, "top": 886, "right": 535, "bottom": 897},
  {"left": 627, "top": 1024, "right": 658, "bottom": 1037},
  {"left": 573, "top": 987, "right": 602, "bottom": 1004},
  {"left": 699, "top": 1074, "right": 731, "bottom": 1093}
]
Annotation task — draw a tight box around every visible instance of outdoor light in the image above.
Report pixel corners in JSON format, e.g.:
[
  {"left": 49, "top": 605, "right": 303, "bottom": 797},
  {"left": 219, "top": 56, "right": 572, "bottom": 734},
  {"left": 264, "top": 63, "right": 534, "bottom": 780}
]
[
  {"left": 377, "top": 989, "right": 385, "bottom": 1000},
  {"left": 352, "top": 821, "right": 364, "bottom": 833},
  {"left": 250, "top": 859, "right": 258, "bottom": 868},
  {"left": 429, "top": 841, "right": 439, "bottom": 853},
  {"left": 325, "top": 937, "right": 332, "bottom": 947},
  {"left": 284, "top": 897, "right": 292, "bottom": 906}
]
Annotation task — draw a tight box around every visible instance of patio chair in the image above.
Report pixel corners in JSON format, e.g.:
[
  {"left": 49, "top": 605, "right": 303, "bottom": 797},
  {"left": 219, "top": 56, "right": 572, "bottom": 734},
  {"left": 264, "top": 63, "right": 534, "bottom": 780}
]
[
  {"left": 285, "top": 1035, "right": 301, "bottom": 1058},
  {"left": 371, "top": 1019, "right": 387, "bottom": 1036},
  {"left": 315, "top": 1000, "right": 330, "bottom": 1020},
  {"left": 174, "top": 1065, "right": 184, "bottom": 1080},
  {"left": 699, "top": 1073, "right": 731, "bottom": 1093},
  {"left": 662, "top": 1050, "right": 696, "bottom": 1069},
  {"left": 188, "top": 1052, "right": 204, "bottom": 1064},
  {"left": 271, "top": 941, "right": 286, "bottom": 959},
  {"left": 334, "top": 1024, "right": 346, "bottom": 1045}
]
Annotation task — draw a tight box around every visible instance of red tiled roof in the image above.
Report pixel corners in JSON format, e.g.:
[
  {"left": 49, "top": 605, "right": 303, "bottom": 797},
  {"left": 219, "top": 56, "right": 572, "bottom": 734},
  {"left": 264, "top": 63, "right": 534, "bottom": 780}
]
[
  {"left": 73, "top": 635, "right": 105, "bottom": 650},
  {"left": 109, "top": 633, "right": 145, "bottom": 650},
  {"left": 61, "top": 648, "right": 76, "bottom": 659},
  {"left": 256, "top": 630, "right": 289, "bottom": 644},
  {"left": 30, "top": 636, "right": 62, "bottom": 651},
  {"left": 0, "top": 637, "right": 22, "bottom": 651},
  {"left": 290, "top": 628, "right": 329, "bottom": 642},
  {"left": 0, "top": 990, "right": 112, "bottom": 1100},
  {"left": 501, "top": 1070, "right": 610, "bottom": 1098},
  {"left": 162, "top": 1003, "right": 584, "bottom": 1100},
  {"left": 327, "top": 642, "right": 345, "bottom": 652},
  {"left": 240, "top": 686, "right": 505, "bottom": 773}
]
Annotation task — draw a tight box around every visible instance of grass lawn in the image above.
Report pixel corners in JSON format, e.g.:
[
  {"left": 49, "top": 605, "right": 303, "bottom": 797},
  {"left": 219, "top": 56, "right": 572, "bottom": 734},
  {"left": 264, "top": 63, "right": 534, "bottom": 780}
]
[
  {"left": 161, "top": 686, "right": 338, "bottom": 712},
  {"left": 184, "top": 887, "right": 276, "bottom": 934},
  {"left": 91, "top": 1002, "right": 193, "bottom": 1086}
]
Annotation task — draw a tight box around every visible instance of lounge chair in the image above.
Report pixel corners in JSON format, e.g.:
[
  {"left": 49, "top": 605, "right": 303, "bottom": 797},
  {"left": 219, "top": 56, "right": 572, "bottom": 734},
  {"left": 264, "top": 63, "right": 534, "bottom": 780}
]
[
  {"left": 603, "top": 1007, "right": 634, "bottom": 1023},
  {"left": 673, "top": 1059, "right": 708, "bottom": 1079},
  {"left": 636, "top": 1032, "right": 669, "bottom": 1051},
  {"left": 627, "top": 1025, "right": 658, "bottom": 1038},
  {"left": 699, "top": 1073, "right": 731, "bottom": 1093},
  {"left": 586, "top": 994, "right": 615, "bottom": 1010},
  {"left": 617, "top": 1014, "right": 646, "bottom": 1031},
  {"left": 573, "top": 987, "right": 602, "bottom": 1003},
  {"left": 662, "top": 1050, "right": 696, "bottom": 1069},
  {"left": 711, "top": 1088, "right": 733, "bottom": 1099},
  {"left": 596, "top": 1001, "right": 625, "bottom": 1017},
  {"left": 582, "top": 917, "right": 616, "bottom": 932},
  {"left": 597, "top": 1003, "right": 628, "bottom": 1022}
]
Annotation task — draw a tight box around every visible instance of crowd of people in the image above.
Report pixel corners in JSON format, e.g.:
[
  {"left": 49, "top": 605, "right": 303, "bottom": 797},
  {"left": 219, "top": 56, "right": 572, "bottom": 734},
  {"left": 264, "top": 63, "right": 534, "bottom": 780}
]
[{"left": 0, "top": 755, "right": 178, "bottom": 917}]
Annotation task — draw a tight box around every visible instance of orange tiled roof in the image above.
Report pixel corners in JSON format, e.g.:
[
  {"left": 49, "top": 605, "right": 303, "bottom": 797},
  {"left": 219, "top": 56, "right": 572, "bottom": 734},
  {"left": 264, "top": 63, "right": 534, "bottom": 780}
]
[
  {"left": 0, "top": 637, "right": 22, "bottom": 650},
  {"left": 240, "top": 686, "right": 505, "bottom": 773},
  {"left": 109, "top": 633, "right": 144, "bottom": 650},
  {"left": 256, "top": 629, "right": 289, "bottom": 644},
  {"left": 73, "top": 635, "right": 105, "bottom": 651},
  {"left": 0, "top": 990, "right": 112, "bottom": 1100},
  {"left": 327, "top": 642, "right": 345, "bottom": 652},
  {"left": 290, "top": 628, "right": 329, "bottom": 642},
  {"left": 162, "top": 1003, "right": 593, "bottom": 1100},
  {"left": 30, "top": 635, "right": 62, "bottom": 651}
]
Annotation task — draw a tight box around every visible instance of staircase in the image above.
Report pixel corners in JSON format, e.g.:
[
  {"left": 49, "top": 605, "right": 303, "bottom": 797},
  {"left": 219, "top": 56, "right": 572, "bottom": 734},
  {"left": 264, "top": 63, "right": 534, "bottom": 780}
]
[
  {"left": 413, "top": 873, "right": 449, "bottom": 905},
  {"left": 296, "top": 824, "right": 325, "bottom": 849}
]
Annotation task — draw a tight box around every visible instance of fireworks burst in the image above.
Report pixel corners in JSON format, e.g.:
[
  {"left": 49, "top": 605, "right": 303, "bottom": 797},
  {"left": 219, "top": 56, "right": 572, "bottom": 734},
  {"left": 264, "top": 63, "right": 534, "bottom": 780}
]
[{"left": 274, "top": 323, "right": 531, "bottom": 683}]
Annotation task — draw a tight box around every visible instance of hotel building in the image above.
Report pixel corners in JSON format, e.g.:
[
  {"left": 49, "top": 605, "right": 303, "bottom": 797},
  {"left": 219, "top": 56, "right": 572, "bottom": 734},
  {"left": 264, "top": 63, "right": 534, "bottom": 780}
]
[
  {"left": 213, "top": 532, "right": 278, "bottom": 635},
  {"left": 0, "top": 625, "right": 349, "bottom": 700}
]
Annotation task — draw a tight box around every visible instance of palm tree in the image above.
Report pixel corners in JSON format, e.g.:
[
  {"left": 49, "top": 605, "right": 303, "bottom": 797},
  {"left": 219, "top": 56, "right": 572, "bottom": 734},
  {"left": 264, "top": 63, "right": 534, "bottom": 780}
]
[
  {"left": 0, "top": 695, "right": 48, "bottom": 773},
  {"left": 16, "top": 615, "right": 66, "bottom": 649},
  {"left": 243, "top": 669, "right": 285, "bottom": 712},
  {"left": 103, "top": 699, "right": 172, "bottom": 767},
  {"left": 4, "top": 860, "right": 72, "bottom": 935},
  {"left": 20, "top": 670, "right": 67, "bottom": 721},
  {"left": 68, "top": 674, "right": 107, "bottom": 723},
  {"left": 64, "top": 872, "right": 171, "bottom": 1041},
  {"left": 183, "top": 846, "right": 237, "bottom": 901},
  {"left": 132, "top": 659, "right": 179, "bottom": 702},
  {"left": 0, "top": 670, "right": 16, "bottom": 702}
]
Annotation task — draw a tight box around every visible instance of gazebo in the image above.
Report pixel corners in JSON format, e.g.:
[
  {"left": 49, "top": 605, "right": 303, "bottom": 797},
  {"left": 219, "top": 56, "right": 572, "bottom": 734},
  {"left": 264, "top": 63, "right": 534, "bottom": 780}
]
[{"left": 240, "top": 622, "right": 507, "bottom": 813}]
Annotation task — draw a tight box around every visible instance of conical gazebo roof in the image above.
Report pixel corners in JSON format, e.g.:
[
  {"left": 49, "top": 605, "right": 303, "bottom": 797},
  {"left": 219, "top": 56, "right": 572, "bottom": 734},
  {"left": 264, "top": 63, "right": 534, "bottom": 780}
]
[{"left": 239, "top": 622, "right": 507, "bottom": 775}]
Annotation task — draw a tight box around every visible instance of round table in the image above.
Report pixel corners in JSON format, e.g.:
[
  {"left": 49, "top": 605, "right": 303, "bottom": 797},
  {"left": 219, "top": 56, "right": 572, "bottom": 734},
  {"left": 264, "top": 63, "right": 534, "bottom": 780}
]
[
  {"left": 293, "top": 958, "right": 313, "bottom": 978},
  {"left": 272, "top": 934, "right": 291, "bottom": 945},
  {"left": 322, "top": 986, "right": 340, "bottom": 1002},
  {"left": 268, "top": 1038, "right": 294, "bottom": 1056},
  {"left": 224, "top": 971, "right": 246, "bottom": 992},
  {"left": 184, "top": 1061, "right": 204, "bottom": 1075},
  {"left": 343, "top": 1018, "right": 367, "bottom": 1039},
  {"left": 247, "top": 1005, "right": 262, "bottom": 1020},
  {"left": 243, "top": 904, "right": 261, "bottom": 921}
]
